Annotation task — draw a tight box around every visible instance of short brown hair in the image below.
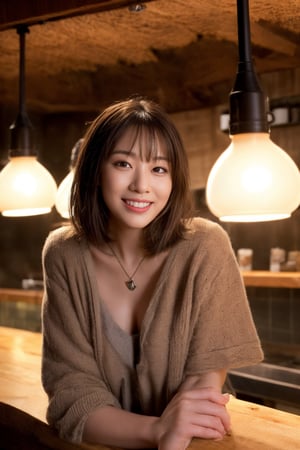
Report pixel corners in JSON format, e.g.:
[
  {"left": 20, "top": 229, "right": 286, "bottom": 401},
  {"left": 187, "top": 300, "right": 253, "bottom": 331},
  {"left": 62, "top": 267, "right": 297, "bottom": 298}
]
[{"left": 71, "top": 97, "right": 193, "bottom": 253}]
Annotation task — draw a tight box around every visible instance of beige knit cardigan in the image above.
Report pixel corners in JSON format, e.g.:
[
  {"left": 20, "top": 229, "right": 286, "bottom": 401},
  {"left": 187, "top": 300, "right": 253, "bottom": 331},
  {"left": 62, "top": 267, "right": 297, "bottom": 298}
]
[{"left": 41, "top": 218, "right": 263, "bottom": 443}]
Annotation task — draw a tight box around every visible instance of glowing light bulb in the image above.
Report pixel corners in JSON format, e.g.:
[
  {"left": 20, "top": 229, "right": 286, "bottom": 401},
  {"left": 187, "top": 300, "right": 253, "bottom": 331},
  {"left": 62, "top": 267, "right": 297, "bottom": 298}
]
[
  {"left": 0, "top": 156, "right": 57, "bottom": 217},
  {"left": 206, "top": 133, "right": 300, "bottom": 222}
]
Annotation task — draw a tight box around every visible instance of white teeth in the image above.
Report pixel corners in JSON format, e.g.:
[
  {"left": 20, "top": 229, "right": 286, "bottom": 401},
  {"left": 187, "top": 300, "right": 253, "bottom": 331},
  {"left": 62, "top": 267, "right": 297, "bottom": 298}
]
[{"left": 126, "top": 200, "right": 150, "bottom": 208}]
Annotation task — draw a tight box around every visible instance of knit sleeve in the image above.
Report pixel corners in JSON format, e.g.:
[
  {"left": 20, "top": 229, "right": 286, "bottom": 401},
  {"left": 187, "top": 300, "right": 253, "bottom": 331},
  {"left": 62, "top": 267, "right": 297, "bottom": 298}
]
[
  {"left": 184, "top": 223, "right": 263, "bottom": 375},
  {"left": 41, "top": 231, "right": 120, "bottom": 443}
]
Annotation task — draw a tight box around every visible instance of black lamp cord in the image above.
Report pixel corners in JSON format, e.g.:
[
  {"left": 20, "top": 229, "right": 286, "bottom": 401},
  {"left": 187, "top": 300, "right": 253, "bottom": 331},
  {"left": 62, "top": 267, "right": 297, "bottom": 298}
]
[
  {"left": 17, "top": 26, "right": 29, "bottom": 118},
  {"left": 10, "top": 25, "right": 36, "bottom": 157}
]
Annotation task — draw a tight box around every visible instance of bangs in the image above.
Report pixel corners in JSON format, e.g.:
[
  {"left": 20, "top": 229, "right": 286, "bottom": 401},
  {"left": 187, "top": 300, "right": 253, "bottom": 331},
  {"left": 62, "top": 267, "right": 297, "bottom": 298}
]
[{"left": 127, "top": 124, "right": 170, "bottom": 162}]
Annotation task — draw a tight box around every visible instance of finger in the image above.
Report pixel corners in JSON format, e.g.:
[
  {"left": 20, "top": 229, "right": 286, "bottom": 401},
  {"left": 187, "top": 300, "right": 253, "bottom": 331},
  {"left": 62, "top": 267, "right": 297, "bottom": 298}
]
[
  {"left": 191, "top": 410, "right": 228, "bottom": 435},
  {"left": 188, "top": 422, "right": 225, "bottom": 440},
  {"left": 177, "top": 397, "right": 231, "bottom": 432},
  {"left": 202, "top": 402, "right": 231, "bottom": 431},
  {"left": 222, "top": 392, "right": 231, "bottom": 404}
]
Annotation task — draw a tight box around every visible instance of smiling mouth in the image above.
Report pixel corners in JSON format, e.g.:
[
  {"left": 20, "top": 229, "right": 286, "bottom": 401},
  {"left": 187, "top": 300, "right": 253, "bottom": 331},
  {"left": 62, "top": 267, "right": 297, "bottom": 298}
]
[{"left": 124, "top": 199, "right": 152, "bottom": 209}]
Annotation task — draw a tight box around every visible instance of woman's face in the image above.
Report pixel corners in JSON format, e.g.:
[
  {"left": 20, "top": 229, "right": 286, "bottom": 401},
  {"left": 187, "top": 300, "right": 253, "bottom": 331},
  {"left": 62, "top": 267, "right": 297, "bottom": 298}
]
[{"left": 101, "top": 127, "right": 172, "bottom": 233}]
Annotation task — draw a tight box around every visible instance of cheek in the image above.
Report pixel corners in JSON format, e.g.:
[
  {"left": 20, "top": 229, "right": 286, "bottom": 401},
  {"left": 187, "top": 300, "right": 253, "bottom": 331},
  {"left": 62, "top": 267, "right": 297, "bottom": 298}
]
[
  {"left": 99, "top": 172, "right": 115, "bottom": 206},
  {"left": 166, "top": 178, "right": 173, "bottom": 195},
  {"left": 159, "top": 179, "right": 172, "bottom": 203},
  {"left": 101, "top": 170, "right": 123, "bottom": 193}
]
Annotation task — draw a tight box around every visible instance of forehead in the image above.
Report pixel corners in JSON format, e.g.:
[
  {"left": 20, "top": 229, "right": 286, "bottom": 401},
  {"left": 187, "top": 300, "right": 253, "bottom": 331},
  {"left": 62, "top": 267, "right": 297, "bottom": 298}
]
[{"left": 113, "top": 125, "right": 169, "bottom": 159}]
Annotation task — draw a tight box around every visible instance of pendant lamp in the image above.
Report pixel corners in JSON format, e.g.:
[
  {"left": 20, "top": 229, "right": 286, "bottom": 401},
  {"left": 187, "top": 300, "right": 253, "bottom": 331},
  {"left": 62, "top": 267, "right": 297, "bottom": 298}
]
[
  {"left": 55, "top": 138, "right": 83, "bottom": 219},
  {"left": 206, "top": 0, "right": 300, "bottom": 222},
  {"left": 0, "top": 26, "right": 57, "bottom": 217}
]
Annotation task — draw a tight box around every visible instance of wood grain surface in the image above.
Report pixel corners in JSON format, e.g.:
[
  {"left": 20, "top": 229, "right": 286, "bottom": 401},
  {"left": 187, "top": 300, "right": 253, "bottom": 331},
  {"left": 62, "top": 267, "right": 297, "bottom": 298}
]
[{"left": 1, "top": 326, "right": 300, "bottom": 449}]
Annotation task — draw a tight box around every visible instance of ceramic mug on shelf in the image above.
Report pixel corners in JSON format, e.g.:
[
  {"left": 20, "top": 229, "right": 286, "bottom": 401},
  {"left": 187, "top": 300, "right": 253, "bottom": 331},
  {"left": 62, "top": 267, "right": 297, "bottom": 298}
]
[
  {"left": 269, "top": 248, "right": 286, "bottom": 272},
  {"left": 237, "top": 248, "right": 253, "bottom": 271}
]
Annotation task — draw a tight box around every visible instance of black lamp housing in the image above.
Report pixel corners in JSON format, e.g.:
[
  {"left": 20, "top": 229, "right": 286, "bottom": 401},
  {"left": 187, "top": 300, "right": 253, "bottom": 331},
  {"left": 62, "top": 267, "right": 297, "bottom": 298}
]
[{"left": 229, "top": 0, "right": 270, "bottom": 135}]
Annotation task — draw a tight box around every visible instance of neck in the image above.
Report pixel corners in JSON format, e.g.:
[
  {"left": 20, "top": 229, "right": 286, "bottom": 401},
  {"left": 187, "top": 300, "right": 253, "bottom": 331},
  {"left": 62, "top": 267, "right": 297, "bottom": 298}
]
[{"left": 107, "top": 227, "right": 145, "bottom": 264}]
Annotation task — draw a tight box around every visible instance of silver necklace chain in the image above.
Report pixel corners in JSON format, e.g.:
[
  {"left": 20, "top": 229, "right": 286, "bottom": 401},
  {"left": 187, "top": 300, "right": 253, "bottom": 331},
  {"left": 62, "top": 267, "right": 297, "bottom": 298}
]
[{"left": 107, "top": 243, "right": 145, "bottom": 291}]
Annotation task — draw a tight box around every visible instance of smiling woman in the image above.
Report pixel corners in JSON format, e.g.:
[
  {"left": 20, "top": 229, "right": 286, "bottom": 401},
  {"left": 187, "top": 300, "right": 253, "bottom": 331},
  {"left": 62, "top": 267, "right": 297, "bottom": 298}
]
[
  {"left": 70, "top": 97, "right": 192, "bottom": 253},
  {"left": 41, "top": 97, "right": 263, "bottom": 450},
  {"left": 101, "top": 127, "right": 172, "bottom": 236}
]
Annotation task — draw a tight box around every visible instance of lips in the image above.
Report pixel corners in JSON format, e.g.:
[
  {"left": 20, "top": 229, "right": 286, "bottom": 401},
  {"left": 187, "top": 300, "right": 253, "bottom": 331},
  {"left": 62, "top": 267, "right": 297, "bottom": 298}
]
[{"left": 123, "top": 199, "right": 152, "bottom": 211}]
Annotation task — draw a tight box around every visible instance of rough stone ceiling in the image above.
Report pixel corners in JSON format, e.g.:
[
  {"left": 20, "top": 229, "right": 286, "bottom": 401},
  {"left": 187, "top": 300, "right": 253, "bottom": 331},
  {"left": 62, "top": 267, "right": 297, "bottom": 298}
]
[{"left": 0, "top": 0, "right": 299, "bottom": 114}]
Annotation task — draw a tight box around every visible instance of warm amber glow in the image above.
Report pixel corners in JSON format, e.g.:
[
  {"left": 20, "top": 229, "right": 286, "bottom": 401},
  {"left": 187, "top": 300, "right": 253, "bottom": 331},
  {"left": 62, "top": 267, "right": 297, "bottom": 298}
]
[
  {"left": 241, "top": 166, "right": 272, "bottom": 193},
  {"left": 0, "top": 156, "right": 57, "bottom": 217},
  {"left": 206, "top": 133, "right": 300, "bottom": 222},
  {"left": 55, "top": 170, "right": 74, "bottom": 219}
]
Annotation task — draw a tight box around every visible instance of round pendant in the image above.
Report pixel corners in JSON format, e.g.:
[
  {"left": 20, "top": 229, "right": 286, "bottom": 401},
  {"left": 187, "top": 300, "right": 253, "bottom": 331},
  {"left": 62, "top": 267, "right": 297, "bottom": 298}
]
[{"left": 126, "top": 280, "right": 136, "bottom": 291}]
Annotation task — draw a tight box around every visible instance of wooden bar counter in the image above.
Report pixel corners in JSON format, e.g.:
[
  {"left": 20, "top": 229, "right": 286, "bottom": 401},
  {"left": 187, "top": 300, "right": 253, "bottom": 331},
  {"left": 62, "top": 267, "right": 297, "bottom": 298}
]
[{"left": 0, "top": 326, "right": 300, "bottom": 449}]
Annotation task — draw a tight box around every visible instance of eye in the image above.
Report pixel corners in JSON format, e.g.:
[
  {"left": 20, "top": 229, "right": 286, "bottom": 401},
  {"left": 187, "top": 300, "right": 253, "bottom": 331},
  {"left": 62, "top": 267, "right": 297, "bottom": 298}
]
[
  {"left": 153, "top": 166, "right": 168, "bottom": 174},
  {"left": 113, "top": 160, "right": 132, "bottom": 169}
]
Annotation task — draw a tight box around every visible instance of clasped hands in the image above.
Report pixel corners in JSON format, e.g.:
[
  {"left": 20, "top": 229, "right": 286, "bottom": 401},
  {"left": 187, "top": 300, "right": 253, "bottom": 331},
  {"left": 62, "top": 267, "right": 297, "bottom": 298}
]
[{"left": 155, "top": 384, "right": 231, "bottom": 450}]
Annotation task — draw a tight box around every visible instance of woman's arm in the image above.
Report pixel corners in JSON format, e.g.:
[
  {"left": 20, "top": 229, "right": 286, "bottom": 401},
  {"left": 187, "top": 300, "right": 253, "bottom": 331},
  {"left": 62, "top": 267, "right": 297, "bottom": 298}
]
[
  {"left": 83, "top": 407, "right": 157, "bottom": 448},
  {"left": 180, "top": 369, "right": 227, "bottom": 392},
  {"left": 83, "top": 370, "right": 230, "bottom": 450}
]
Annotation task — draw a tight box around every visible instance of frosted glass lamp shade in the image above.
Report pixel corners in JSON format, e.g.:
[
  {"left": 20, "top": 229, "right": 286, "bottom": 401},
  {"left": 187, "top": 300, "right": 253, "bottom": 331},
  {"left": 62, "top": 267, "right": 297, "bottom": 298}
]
[
  {"left": 206, "top": 133, "right": 300, "bottom": 222},
  {"left": 55, "top": 170, "right": 74, "bottom": 219},
  {"left": 0, "top": 156, "right": 57, "bottom": 217}
]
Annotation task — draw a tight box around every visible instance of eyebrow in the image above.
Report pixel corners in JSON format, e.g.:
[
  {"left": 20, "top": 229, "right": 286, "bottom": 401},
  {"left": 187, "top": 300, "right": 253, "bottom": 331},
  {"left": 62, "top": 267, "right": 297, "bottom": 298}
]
[{"left": 111, "top": 150, "right": 169, "bottom": 161}]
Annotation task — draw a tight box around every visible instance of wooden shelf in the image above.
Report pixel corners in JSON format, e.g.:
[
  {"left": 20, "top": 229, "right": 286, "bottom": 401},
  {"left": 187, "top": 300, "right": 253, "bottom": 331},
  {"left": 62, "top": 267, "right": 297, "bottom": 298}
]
[
  {"left": 0, "top": 288, "right": 43, "bottom": 304},
  {"left": 242, "top": 271, "right": 300, "bottom": 289},
  {"left": 0, "top": 271, "right": 299, "bottom": 306}
]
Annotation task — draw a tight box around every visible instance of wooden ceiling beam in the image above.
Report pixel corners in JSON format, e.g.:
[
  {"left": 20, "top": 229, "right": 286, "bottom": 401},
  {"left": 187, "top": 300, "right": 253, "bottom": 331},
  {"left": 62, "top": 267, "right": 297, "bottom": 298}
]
[
  {"left": 251, "top": 22, "right": 297, "bottom": 57},
  {"left": 0, "top": 0, "right": 155, "bottom": 31}
]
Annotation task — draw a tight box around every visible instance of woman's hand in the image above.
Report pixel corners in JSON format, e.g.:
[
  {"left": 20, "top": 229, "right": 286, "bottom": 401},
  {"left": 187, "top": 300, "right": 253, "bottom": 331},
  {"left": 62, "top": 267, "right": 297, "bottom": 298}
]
[{"left": 155, "top": 386, "right": 231, "bottom": 450}]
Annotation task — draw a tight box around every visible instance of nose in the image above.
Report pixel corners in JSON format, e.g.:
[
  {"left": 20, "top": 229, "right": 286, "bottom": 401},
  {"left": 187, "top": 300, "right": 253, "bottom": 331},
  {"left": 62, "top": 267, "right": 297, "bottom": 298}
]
[{"left": 129, "top": 166, "right": 150, "bottom": 193}]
